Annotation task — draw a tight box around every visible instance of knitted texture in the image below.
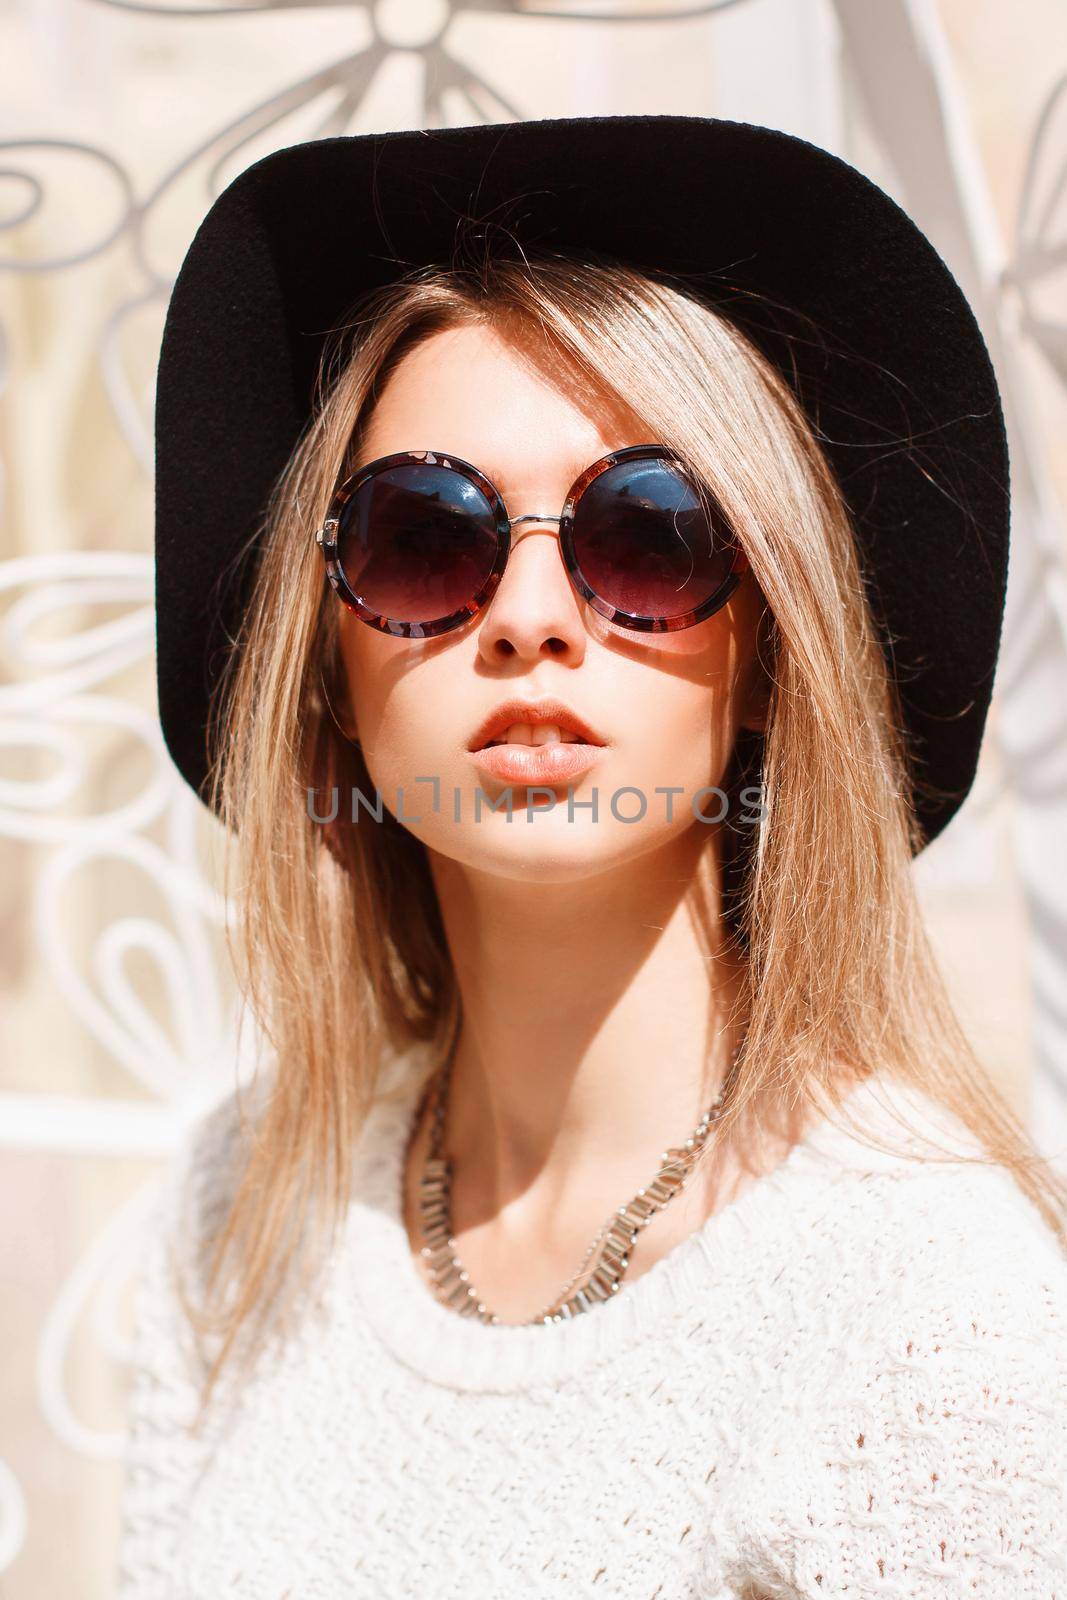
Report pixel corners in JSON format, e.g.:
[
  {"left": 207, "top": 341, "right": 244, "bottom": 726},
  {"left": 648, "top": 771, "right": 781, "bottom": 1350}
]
[{"left": 116, "top": 1055, "right": 1067, "bottom": 1599}]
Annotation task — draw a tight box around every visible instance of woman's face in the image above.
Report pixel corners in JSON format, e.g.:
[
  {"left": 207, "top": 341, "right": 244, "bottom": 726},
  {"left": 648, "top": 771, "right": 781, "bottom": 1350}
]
[{"left": 334, "top": 320, "right": 767, "bottom": 882}]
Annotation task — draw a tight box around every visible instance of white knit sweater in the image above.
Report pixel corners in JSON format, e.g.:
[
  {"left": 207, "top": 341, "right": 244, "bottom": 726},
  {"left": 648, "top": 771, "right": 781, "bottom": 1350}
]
[{"left": 116, "top": 1048, "right": 1067, "bottom": 1599}]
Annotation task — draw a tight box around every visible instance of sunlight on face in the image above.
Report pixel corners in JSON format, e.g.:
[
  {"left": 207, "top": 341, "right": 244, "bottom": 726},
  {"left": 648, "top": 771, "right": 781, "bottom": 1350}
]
[{"left": 335, "top": 321, "right": 766, "bottom": 883}]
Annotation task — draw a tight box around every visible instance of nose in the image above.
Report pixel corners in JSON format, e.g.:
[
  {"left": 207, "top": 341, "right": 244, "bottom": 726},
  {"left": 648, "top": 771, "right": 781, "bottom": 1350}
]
[{"left": 475, "top": 513, "right": 588, "bottom": 664}]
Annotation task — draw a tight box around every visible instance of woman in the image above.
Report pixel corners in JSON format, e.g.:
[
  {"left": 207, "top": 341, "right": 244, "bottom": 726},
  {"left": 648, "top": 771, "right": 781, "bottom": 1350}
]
[{"left": 119, "top": 117, "right": 1067, "bottom": 1597}]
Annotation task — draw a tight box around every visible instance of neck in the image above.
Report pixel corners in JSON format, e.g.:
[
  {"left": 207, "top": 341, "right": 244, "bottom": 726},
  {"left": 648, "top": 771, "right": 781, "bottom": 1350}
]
[{"left": 423, "top": 824, "right": 748, "bottom": 1225}]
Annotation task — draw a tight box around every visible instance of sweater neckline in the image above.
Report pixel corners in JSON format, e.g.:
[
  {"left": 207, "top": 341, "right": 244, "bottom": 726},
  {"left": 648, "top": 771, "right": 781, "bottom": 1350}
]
[{"left": 339, "top": 1060, "right": 917, "bottom": 1394}]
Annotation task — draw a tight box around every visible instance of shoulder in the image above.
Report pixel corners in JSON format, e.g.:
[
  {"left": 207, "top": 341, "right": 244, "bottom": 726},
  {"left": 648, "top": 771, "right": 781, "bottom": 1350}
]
[
  {"left": 713, "top": 1089, "right": 1067, "bottom": 1598},
  {"left": 830, "top": 1152, "right": 1065, "bottom": 1294},
  {"left": 766, "top": 1073, "right": 1067, "bottom": 1418},
  {"left": 160, "top": 1028, "right": 428, "bottom": 1215},
  {"left": 139, "top": 1069, "right": 276, "bottom": 1316},
  {"left": 175, "top": 1072, "right": 271, "bottom": 1215},
  {"left": 825, "top": 1150, "right": 1067, "bottom": 1384},
  {"left": 799, "top": 1072, "right": 1066, "bottom": 1292},
  {"left": 152, "top": 1040, "right": 426, "bottom": 1286},
  {"left": 825, "top": 1212, "right": 1067, "bottom": 1597}
]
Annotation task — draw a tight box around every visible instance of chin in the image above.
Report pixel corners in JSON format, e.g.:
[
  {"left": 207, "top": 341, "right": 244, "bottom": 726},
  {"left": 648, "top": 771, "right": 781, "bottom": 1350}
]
[{"left": 425, "top": 803, "right": 687, "bottom": 884}]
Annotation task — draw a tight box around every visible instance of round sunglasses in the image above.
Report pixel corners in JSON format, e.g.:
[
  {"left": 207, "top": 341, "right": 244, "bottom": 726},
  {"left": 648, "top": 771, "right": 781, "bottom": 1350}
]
[{"left": 315, "top": 443, "right": 748, "bottom": 639}]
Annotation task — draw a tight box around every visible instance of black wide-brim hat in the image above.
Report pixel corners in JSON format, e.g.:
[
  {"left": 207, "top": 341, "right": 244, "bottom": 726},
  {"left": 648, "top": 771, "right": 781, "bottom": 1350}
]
[{"left": 155, "top": 113, "right": 1009, "bottom": 849}]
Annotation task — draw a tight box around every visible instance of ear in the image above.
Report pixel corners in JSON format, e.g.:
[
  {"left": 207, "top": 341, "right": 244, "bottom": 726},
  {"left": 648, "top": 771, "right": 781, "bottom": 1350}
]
[
  {"left": 739, "top": 603, "right": 774, "bottom": 734},
  {"left": 337, "top": 707, "right": 361, "bottom": 744},
  {"left": 317, "top": 655, "right": 361, "bottom": 745},
  {"left": 739, "top": 699, "right": 768, "bottom": 736},
  {"left": 335, "top": 691, "right": 361, "bottom": 747},
  {"left": 740, "top": 668, "right": 771, "bottom": 734}
]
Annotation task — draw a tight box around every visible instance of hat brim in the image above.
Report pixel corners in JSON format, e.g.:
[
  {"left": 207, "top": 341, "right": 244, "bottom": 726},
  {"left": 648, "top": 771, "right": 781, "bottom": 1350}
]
[{"left": 154, "top": 113, "right": 1009, "bottom": 848}]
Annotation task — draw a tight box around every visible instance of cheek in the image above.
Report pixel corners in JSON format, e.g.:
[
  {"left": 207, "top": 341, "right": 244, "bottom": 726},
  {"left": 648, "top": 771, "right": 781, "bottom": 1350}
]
[
  {"left": 620, "top": 673, "right": 742, "bottom": 796},
  {"left": 338, "top": 627, "right": 469, "bottom": 791},
  {"left": 619, "top": 620, "right": 751, "bottom": 779},
  {"left": 337, "top": 622, "right": 405, "bottom": 743}
]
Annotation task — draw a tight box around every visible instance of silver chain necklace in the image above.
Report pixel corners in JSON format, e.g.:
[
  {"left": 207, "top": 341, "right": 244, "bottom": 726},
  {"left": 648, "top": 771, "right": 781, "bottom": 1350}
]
[{"left": 415, "top": 1037, "right": 742, "bottom": 1326}]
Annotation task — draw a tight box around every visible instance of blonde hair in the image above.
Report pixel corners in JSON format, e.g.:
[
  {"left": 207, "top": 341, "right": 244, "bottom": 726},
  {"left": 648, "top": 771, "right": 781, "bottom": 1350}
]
[{"left": 178, "top": 244, "right": 1066, "bottom": 1428}]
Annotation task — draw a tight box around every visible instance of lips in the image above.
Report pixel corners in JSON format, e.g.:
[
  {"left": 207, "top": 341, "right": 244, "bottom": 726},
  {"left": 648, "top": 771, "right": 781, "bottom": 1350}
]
[
  {"left": 467, "top": 697, "right": 607, "bottom": 753},
  {"left": 469, "top": 741, "right": 605, "bottom": 786}
]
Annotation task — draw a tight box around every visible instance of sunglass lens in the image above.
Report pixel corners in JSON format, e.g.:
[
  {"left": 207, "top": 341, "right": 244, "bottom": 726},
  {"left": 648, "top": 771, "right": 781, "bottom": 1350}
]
[
  {"left": 337, "top": 463, "right": 499, "bottom": 625},
  {"left": 571, "top": 458, "right": 738, "bottom": 622}
]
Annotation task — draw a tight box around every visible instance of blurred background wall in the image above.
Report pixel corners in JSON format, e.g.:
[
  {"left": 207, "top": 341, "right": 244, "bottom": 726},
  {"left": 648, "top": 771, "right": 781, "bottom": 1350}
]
[{"left": 1, "top": 0, "right": 1065, "bottom": 1593}]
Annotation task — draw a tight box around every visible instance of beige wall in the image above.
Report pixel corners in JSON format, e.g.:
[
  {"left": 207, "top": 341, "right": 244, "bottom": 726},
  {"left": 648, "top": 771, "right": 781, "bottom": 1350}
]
[{"left": 940, "top": 0, "right": 1067, "bottom": 516}]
